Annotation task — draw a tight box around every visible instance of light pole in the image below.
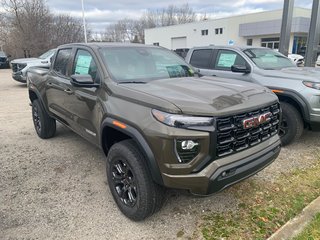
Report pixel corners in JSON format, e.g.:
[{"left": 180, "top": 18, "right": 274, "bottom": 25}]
[{"left": 81, "top": 0, "right": 88, "bottom": 43}]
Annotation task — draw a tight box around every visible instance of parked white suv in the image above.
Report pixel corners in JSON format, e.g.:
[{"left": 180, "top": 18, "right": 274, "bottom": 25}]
[{"left": 11, "top": 49, "right": 56, "bottom": 83}]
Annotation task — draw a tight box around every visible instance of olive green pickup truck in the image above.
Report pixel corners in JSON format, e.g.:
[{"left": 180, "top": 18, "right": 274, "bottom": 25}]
[{"left": 27, "top": 43, "right": 281, "bottom": 221}]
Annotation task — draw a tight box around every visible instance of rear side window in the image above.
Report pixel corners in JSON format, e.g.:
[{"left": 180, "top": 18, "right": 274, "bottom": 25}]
[
  {"left": 214, "top": 50, "right": 247, "bottom": 71},
  {"left": 53, "top": 48, "right": 72, "bottom": 76},
  {"left": 189, "top": 49, "right": 213, "bottom": 69}
]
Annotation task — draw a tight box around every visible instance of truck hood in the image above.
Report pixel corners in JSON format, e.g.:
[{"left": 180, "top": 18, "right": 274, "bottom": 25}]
[
  {"left": 11, "top": 58, "right": 40, "bottom": 64},
  {"left": 260, "top": 67, "right": 320, "bottom": 82},
  {"left": 120, "top": 77, "right": 278, "bottom": 116}
]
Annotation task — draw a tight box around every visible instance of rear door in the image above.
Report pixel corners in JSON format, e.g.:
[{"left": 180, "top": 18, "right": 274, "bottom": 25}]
[
  {"left": 45, "top": 48, "right": 74, "bottom": 125},
  {"left": 188, "top": 49, "right": 215, "bottom": 76}
]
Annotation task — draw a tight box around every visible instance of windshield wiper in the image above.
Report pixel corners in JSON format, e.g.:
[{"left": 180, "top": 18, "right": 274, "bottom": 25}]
[{"left": 118, "top": 81, "right": 147, "bottom": 84}]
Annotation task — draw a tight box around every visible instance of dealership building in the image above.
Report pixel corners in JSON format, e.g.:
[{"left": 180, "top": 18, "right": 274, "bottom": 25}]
[{"left": 145, "top": 7, "right": 312, "bottom": 55}]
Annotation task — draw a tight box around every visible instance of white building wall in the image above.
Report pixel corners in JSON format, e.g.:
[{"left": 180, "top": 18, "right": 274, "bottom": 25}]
[{"left": 145, "top": 8, "right": 311, "bottom": 50}]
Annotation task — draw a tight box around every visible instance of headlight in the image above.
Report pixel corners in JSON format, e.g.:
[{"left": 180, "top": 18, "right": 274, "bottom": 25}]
[
  {"left": 152, "top": 109, "right": 213, "bottom": 127},
  {"left": 303, "top": 81, "right": 320, "bottom": 90}
]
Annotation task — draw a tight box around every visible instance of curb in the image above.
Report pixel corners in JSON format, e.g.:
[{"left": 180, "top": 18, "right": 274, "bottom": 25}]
[{"left": 267, "top": 195, "right": 320, "bottom": 240}]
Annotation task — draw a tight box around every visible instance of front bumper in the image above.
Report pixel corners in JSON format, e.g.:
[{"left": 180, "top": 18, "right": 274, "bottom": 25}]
[
  {"left": 12, "top": 72, "right": 27, "bottom": 83},
  {"left": 309, "top": 113, "right": 320, "bottom": 131},
  {"left": 161, "top": 137, "right": 281, "bottom": 195}
]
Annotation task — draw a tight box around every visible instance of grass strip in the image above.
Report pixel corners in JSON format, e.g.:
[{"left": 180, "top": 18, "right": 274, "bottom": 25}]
[
  {"left": 292, "top": 213, "right": 320, "bottom": 240},
  {"left": 200, "top": 160, "right": 320, "bottom": 240}
]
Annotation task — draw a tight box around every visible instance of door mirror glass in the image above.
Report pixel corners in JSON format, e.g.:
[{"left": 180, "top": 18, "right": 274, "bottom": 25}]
[
  {"left": 231, "top": 65, "right": 251, "bottom": 73},
  {"left": 70, "top": 74, "right": 99, "bottom": 88}
]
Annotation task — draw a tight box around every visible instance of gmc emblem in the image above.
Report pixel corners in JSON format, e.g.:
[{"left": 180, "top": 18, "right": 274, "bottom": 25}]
[{"left": 242, "top": 112, "right": 272, "bottom": 129}]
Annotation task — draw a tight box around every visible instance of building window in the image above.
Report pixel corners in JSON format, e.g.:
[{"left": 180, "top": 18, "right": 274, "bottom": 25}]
[
  {"left": 215, "top": 28, "right": 223, "bottom": 35},
  {"left": 153, "top": 42, "right": 159, "bottom": 46},
  {"left": 261, "top": 37, "right": 280, "bottom": 49},
  {"left": 247, "top": 39, "right": 253, "bottom": 46},
  {"left": 201, "top": 29, "right": 208, "bottom": 36}
]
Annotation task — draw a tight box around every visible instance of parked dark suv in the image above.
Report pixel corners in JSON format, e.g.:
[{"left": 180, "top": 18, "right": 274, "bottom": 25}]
[{"left": 0, "top": 51, "right": 10, "bottom": 68}]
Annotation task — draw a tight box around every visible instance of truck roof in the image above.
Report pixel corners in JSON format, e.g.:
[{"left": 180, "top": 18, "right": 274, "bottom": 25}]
[
  {"left": 190, "top": 45, "right": 268, "bottom": 51},
  {"left": 58, "top": 42, "right": 159, "bottom": 50}
]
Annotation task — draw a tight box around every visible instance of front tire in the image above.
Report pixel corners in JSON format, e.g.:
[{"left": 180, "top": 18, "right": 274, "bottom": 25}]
[
  {"left": 106, "top": 140, "right": 166, "bottom": 221},
  {"left": 279, "top": 102, "right": 303, "bottom": 146},
  {"left": 32, "top": 99, "right": 56, "bottom": 139}
]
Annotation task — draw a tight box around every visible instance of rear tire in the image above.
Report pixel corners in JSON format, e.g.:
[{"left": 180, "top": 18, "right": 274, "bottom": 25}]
[
  {"left": 32, "top": 99, "right": 56, "bottom": 139},
  {"left": 106, "top": 139, "right": 166, "bottom": 221},
  {"left": 279, "top": 102, "right": 303, "bottom": 146}
]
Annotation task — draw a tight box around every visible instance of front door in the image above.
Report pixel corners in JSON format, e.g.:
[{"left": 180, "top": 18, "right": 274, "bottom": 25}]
[
  {"left": 67, "top": 48, "right": 102, "bottom": 145},
  {"left": 210, "top": 49, "right": 253, "bottom": 82}
]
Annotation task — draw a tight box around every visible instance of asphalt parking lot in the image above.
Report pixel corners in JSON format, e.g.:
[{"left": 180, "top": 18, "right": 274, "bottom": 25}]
[{"left": 1, "top": 68, "right": 320, "bottom": 240}]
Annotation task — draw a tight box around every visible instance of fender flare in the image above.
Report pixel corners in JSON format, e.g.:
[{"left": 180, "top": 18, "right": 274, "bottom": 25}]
[
  {"left": 100, "top": 118, "right": 163, "bottom": 185},
  {"left": 28, "top": 86, "right": 48, "bottom": 112},
  {"left": 269, "top": 87, "right": 310, "bottom": 122}
]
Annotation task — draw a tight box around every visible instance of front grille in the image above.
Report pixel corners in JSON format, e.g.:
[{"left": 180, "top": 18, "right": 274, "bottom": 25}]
[
  {"left": 216, "top": 103, "right": 280, "bottom": 158},
  {"left": 11, "top": 63, "right": 18, "bottom": 72},
  {"left": 11, "top": 63, "right": 26, "bottom": 72}
]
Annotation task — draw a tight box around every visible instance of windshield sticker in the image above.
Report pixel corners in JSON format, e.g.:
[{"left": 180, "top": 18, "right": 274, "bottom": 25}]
[
  {"left": 217, "top": 53, "right": 237, "bottom": 67},
  {"left": 166, "top": 65, "right": 189, "bottom": 78},
  {"left": 75, "top": 55, "right": 92, "bottom": 74}
]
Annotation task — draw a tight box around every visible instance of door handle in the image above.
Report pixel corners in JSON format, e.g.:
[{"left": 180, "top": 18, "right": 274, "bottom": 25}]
[{"left": 64, "top": 88, "right": 73, "bottom": 94}]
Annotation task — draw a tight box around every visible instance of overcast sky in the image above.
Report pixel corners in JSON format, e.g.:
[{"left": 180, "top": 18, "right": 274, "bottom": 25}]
[{"left": 45, "top": 0, "right": 312, "bottom": 32}]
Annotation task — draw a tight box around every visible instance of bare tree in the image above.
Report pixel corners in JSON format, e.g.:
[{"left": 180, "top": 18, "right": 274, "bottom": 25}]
[
  {"left": 102, "top": 4, "right": 198, "bottom": 44},
  {"left": 1, "top": 0, "right": 88, "bottom": 58}
]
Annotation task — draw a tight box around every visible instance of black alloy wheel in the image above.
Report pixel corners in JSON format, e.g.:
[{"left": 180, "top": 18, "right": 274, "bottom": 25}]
[
  {"left": 32, "top": 104, "right": 42, "bottom": 134},
  {"left": 111, "top": 159, "right": 137, "bottom": 207}
]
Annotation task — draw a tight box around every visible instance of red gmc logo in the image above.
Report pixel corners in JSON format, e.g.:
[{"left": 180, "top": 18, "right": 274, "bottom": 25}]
[{"left": 243, "top": 112, "right": 272, "bottom": 129}]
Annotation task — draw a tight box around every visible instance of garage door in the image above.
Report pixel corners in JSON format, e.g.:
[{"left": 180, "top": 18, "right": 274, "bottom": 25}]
[{"left": 171, "top": 37, "right": 187, "bottom": 50}]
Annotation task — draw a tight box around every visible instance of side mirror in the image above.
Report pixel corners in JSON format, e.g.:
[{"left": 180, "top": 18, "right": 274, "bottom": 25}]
[
  {"left": 193, "top": 68, "right": 203, "bottom": 77},
  {"left": 231, "top": 65, "right": 251, "bottom": 74},
  {"left": 7, "top": 54, "right": 11, "bottom": 58},
  {"left": 70, "top": 74, "right": 99, "bottom": 88}
]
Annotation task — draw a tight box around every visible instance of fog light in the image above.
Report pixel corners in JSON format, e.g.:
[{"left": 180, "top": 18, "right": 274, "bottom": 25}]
[
  {"left": 181, "top": 140, "right": 199, "bottom": 150},
  {"left": 176, "top": 139, "right": 200, "bottom": 163}
]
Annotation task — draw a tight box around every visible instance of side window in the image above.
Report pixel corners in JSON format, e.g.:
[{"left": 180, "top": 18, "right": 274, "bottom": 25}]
[
  {"left": 73, "top": 49, "right": 98, "bottom": 81},
  {"left": 214, "top": 50, "right": 247, "bottom": 71},
  {"left": 53, "top": 49, "right": 72, "bottom": 76},
  {"left": 189, "top": 49, "right": 213, "bottom": 69}
]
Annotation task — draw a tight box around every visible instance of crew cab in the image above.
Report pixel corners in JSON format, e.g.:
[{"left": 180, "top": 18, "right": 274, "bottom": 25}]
[
  {"left": 28, "top": 43, "right": 281, "bottom": 220},
  {"left": 186, "top": 46, "right": 320, "bottom": 145}
]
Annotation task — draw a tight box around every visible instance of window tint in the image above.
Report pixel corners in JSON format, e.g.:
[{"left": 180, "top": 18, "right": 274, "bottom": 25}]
[
  {"left": 72, "top": 49, "right": 98, "bottom": 80},
  {"left": 99, "top": 47, "right": 194, "bottom": 82},
  {"left": 53, "top": 49, "right": 72, "bottom": 76},
  {"left": 214, "top": 50, "right": 247, "bottom": 71},
  {"left": 243, "top": 48, "right": 295, "bottom": 70},
  {"left": 189, "top": 49, "right": 213, "bottom": 69}
]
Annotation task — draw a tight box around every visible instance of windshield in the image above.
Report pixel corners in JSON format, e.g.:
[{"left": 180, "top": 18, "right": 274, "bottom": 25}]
[
  {"left": 0, "top": 51, "right": 6, "bottom": 57},
  {"left": 99, "top": 47, "right": 194, "bottom": 83},
  {"left": 39, "top": 49, "right": 55, "bottom": 59},
  {"left": 243, "top": 48, "right": 295, "bottom": 70}
]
